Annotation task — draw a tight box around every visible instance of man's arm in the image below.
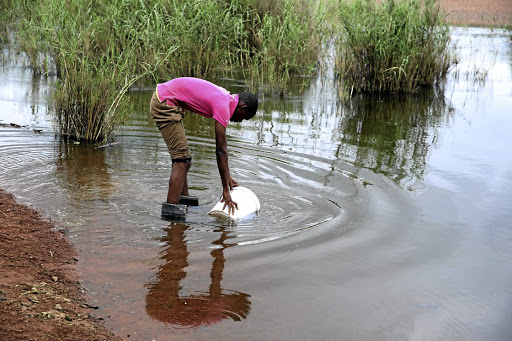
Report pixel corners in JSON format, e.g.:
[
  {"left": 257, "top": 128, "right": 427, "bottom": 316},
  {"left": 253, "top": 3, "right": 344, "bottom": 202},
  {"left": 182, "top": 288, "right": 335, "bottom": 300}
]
[{"left": 215, "top": 121, "right": 238, "bottom": 215}]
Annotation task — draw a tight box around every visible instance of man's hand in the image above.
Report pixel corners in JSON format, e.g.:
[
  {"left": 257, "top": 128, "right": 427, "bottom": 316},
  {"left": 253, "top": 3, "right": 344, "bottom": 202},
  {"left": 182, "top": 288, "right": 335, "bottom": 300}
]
[
  {"left": 229, "top": 176, "right": 239, "bottom": 191},
  {"left": 221, "top": 191, "right": 238, "bottom": 215}
]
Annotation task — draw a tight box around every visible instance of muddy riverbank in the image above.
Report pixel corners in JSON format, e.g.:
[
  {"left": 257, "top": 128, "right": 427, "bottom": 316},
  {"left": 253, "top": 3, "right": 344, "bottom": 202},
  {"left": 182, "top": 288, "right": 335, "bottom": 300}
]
[{"left": 0, "top": 190, "right": 123, "bottom": 341}]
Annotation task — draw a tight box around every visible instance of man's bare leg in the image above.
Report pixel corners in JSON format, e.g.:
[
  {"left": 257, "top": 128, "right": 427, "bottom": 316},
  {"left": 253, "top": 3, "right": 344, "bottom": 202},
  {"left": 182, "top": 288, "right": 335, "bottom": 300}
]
[
  {"left": 166, "top": 161, "right": 191, "bottom": 204},
  {"left": 181, "top": 176, "right": 189, "bottom": 196},
  {"left": 179, "top": 174, "right": 199, "bottom": 206}
]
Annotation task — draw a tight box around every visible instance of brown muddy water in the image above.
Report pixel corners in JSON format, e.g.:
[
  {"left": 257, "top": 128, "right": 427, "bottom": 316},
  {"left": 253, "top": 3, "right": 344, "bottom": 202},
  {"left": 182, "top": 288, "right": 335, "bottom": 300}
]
[{"left": 1, "top": 27, "right": 511, "bottom": 340}]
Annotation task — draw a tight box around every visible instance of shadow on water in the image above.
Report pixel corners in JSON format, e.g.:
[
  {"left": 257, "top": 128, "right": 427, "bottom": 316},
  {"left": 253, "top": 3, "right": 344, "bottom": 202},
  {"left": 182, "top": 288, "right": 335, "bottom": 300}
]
[{"left": 145, "top": 222, "right": 251, "bottom": 327}]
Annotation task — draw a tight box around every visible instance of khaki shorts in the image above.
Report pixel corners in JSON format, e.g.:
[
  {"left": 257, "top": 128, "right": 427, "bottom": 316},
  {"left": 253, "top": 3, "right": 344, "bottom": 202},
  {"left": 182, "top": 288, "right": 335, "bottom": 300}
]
[{"left": 149, "top": 91, "right": 191, "bottom": 161}]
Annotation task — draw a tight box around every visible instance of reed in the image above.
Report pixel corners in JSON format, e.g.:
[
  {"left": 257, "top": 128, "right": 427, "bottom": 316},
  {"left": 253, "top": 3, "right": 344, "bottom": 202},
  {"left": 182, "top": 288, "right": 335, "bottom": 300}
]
[
  {"left": 335, "top": 0, "right": 454, "bottom": 95},
  {"left": 7, "top": 0, "right": 158, "bottom": 142},
  {"left": 239, "top": 0, "right": 330, "bottom": 93},
  {"left": 52, "top": 48, "right": 146, "bottom": 142},
  {"left": 7, "top": 0, "right": 328, "bottom": 86},
  {"left": 0, "top": 0, "right": 10, "bottom": 45},
  {"left": 3, "top": 0, "right": 330, "bottom": 142}
]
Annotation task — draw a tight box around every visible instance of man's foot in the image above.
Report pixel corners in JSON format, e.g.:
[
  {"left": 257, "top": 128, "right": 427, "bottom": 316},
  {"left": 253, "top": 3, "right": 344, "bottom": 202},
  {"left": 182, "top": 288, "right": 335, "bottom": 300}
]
[
  {"left": 179, "top": 195, "right": 199, "bottom": 206},
  {"left": 161, "top": 202, "right": 187, "bottom": 220}
]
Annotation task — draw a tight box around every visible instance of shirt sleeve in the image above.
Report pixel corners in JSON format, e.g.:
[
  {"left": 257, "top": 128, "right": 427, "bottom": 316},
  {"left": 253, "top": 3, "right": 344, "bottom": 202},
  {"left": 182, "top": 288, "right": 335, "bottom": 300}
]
[{"left": 212, "top": 106, "right": 231, "bottom": 128}]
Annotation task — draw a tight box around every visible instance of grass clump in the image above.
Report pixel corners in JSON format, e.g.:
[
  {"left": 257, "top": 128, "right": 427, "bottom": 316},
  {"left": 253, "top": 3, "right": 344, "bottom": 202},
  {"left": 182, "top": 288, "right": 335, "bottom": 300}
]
[
  {"left": 240, "top": 0, "right": 330, "bottom": 93},
  {"left": 52, "top": 51, "right": 142, "bottom": 142},
  {"left": 336, "top": 0, "right": 454, "bottom": 95},
  {"left": 7, "top": 0, "right": 159, "bottom": 142}
]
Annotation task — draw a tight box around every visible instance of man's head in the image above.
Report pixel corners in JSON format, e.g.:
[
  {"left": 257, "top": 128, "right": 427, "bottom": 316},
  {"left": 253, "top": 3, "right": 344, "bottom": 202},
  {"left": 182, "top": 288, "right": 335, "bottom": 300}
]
[{"left": 231, "top": 92, "right": 258, "bottom": 122}]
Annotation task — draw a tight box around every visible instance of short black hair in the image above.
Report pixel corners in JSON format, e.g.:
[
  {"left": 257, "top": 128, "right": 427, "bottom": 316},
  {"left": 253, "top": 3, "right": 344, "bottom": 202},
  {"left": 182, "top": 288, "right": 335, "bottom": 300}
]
[{"left": 239, "top": 92, "right": 258, "bottom": 118}]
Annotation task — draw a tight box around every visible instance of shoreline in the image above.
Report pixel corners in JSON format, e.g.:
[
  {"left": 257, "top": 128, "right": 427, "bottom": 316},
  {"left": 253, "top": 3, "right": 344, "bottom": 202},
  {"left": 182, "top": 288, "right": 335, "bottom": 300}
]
[{"left": 0, "top": 190, "right": 123, "bottom": 341}]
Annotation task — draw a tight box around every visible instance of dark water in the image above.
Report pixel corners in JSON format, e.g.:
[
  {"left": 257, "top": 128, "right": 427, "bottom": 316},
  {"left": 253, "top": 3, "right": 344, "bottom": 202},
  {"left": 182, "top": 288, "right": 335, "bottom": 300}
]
[{"left": 1, "top": 27, "right": 511, "bottom": 340}]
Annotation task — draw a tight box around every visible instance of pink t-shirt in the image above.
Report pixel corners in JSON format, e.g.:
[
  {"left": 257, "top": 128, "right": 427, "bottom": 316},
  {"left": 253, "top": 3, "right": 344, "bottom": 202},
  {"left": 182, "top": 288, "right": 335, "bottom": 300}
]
[{"left": 156, "top": 77, "right": 239, "bottom": 128}]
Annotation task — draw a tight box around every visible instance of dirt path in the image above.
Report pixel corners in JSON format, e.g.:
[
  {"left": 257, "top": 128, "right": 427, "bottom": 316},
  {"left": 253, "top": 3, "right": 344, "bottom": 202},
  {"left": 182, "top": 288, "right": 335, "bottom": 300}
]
[
  {"left": 0, "top": 190, "right": 123, "bottom": 341},
  {"left": 439, "top": 0, "right": 512, "bottom": 26}
]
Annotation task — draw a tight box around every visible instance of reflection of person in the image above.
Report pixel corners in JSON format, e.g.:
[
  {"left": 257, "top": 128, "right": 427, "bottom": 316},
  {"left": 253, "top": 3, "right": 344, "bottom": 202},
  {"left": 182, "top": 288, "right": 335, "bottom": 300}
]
[
  {"left": 149, "top": 77, "right": 258, "bottom": 219},
  {"left": 145, "top": 222, "right": 251, "bottom": 326}
]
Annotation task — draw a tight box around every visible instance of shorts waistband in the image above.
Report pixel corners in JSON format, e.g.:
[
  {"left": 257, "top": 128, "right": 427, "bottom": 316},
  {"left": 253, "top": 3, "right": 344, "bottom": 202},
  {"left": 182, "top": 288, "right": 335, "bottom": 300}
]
[{"left": 155, "top": 86, "right": 161, "bottom": 102}]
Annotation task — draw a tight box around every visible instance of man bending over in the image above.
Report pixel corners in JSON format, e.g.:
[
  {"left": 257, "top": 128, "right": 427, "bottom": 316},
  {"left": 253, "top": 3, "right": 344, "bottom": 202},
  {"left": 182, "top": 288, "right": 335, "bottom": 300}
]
[{"left": 149, "top": 77, "right": 258, "bottom": 219}]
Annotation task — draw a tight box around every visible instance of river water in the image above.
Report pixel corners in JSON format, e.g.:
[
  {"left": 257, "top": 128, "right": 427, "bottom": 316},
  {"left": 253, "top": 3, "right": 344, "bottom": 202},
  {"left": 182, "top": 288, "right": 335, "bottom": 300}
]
[{"left": 1, "top": 27, "right": 511, "bottom": 340}]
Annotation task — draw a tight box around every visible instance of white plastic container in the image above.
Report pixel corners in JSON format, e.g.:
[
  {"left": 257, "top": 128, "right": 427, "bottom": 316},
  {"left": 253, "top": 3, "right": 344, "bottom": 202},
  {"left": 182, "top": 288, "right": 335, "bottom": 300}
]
[{"left": 209, "top": 186, "right": 260, "bottom": 220}]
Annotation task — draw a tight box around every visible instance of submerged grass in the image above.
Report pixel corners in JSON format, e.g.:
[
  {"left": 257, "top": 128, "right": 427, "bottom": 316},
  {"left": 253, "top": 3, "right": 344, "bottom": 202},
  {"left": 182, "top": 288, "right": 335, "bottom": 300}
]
[
  {"left": 1, "top": 0, "right": 328, "bottom": 142},
  {"left": 335, "top": 0, "right": 454, "bottom": 95}
]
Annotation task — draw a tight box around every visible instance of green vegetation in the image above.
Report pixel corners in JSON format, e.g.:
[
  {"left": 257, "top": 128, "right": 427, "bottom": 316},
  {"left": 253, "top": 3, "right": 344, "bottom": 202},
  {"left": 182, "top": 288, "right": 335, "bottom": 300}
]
[
  {"left": 335, "top": 0, "right": 453, "bottom": 94},
  {"left": 239, "top": 0, "right": 329, "bottom": 90},
  {"left": 1, "top": 0, "right": 326, "bottom": 142},
  {"left": 0, "top": 0, "right": 456, "bottom": 143}
]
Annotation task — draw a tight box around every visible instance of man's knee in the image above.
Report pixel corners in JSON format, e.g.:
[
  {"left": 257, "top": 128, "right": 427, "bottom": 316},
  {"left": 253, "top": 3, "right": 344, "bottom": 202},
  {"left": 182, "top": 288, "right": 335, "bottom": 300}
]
[
  {"left": 172, "top": 159, "right": 192, "bottom": 171},
  {"left": 184, "top": 160, "right": 192, "bottom": 171}
]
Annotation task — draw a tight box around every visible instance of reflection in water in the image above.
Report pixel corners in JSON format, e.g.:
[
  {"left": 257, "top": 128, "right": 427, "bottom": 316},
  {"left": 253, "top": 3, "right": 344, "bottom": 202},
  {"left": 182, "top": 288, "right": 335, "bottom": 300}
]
[
  {"left": 145, "top": 222, "right": 251, "bottom": 328},
  {"left": 55, "top": 141, "right": 114, "bottom": 200},
  {"left": 335, "top": 88, "right": 454, "bottom": 190}
]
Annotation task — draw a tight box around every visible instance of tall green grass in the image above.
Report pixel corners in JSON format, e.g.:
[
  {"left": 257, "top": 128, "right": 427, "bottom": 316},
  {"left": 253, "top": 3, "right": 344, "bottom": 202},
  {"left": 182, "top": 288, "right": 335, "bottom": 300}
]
[
  {"left": 240, "top": 0, "right": 330, "bottom": 92},
  {"left": 6, "top": 0, "right": 160, "bottom": 142},
  {"left": 2, "top": 0, "right": 329, "bottom": 142},
  {"left": 1, "top": 0, "right": 457, "bottom": 142},
  {"left": 4, "top": 0, "right": 328, "bottom": 86},
  {"left": 0, "top": 0, "right": 9, "bottom": 46},
  {"left": 335, "top": 0, "right": 453, "bottom": 95}
]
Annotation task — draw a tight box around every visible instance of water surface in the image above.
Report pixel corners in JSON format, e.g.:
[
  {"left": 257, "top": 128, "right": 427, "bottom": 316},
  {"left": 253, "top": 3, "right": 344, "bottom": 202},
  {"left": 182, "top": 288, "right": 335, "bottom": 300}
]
[{"left": 1, "top": 27, "right": 511, "bottom": 340}]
